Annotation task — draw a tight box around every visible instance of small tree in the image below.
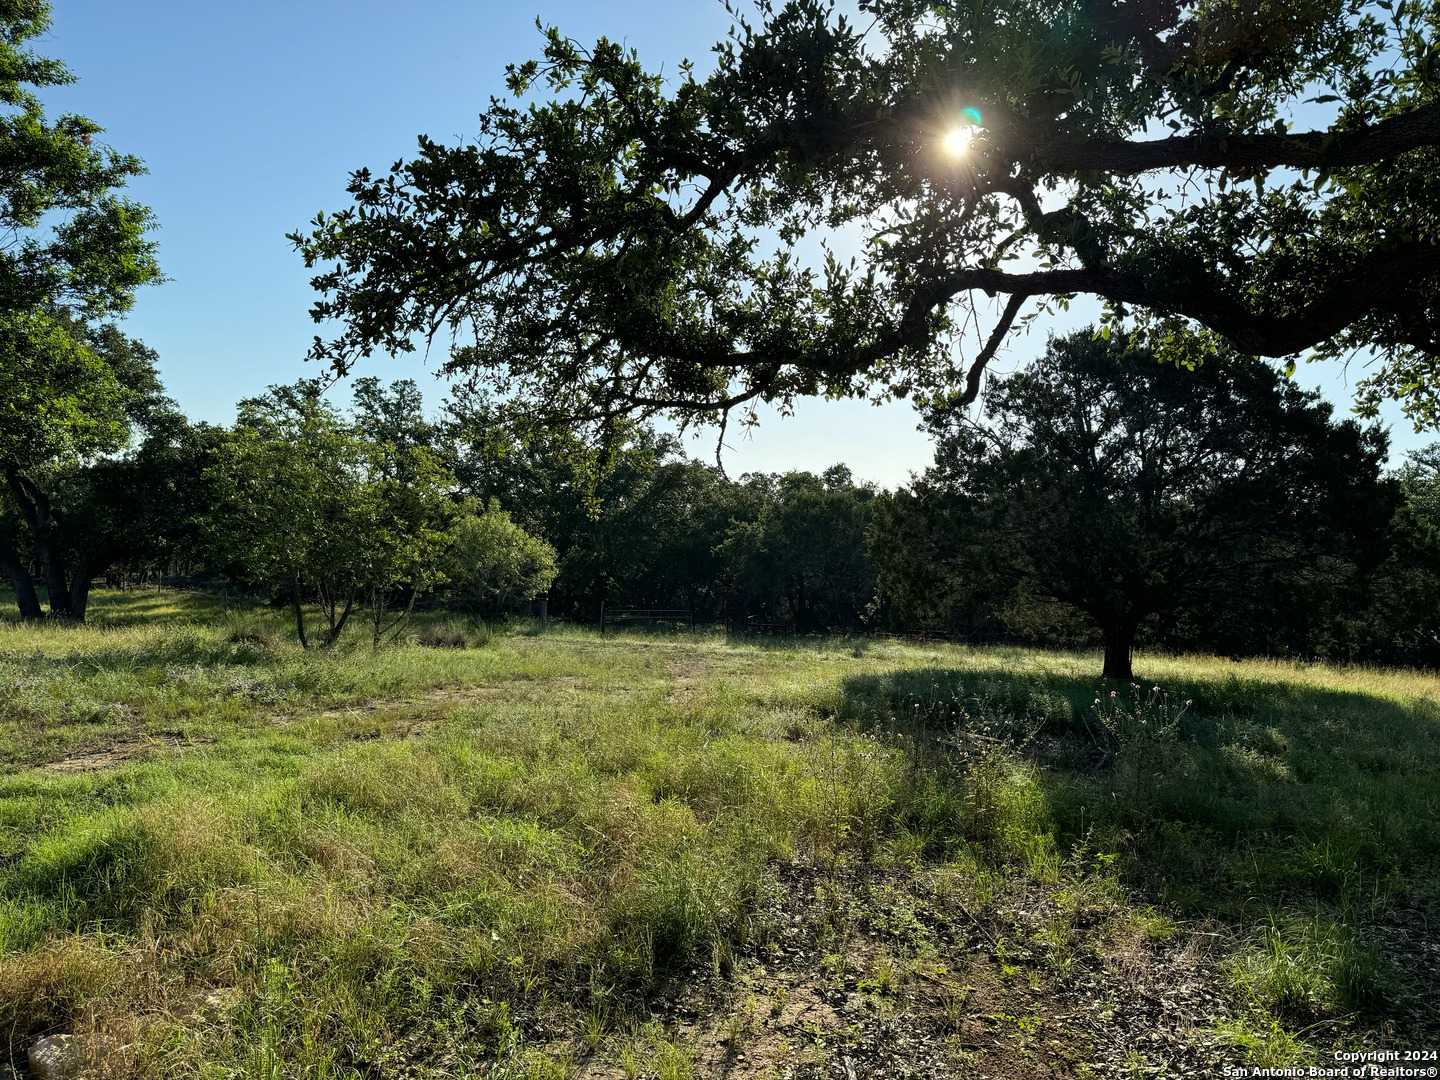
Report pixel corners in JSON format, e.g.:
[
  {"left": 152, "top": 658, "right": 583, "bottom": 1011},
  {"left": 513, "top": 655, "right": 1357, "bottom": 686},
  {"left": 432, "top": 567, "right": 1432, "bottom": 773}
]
[
  {"left": 210, "top": 384, "right": 453, "bottom": 648},
  {"left": 360, "top": 439, "right": 453, "bottom": 646},
  {"left": 443, "top": 499, "right": 557, "bottom": 616},
  {"left": 899, "top": 331, "right": 1393, "bottom": 679}
]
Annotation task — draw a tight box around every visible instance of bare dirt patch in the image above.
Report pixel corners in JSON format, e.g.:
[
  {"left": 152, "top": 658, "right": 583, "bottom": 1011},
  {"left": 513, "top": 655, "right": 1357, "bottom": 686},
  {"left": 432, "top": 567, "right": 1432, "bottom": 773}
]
[
  {"left": 38, "top": 730, "right": 213, "bottom": 773},
  {"left": 555, "top": 862, "right": 1237, "bottom": 1079}
]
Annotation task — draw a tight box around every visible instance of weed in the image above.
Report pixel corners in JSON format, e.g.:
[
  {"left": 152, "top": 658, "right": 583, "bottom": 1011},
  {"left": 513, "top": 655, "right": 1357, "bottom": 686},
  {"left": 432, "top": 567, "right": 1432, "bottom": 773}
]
[
  {"left": 1227, "top": 915, "right": 1388, "bottom": 1019},
  {"left": 1127, "top": 909, "right": 1178, "bottom": 944},
  {"left": 769, "top": 984, "right": 788, "bottom": 1017},
  {"left": 939, "top": 983, "right": 973, "bottom": 1030},
  {"left": 416, "top": 618, "right": 474, "bottom": 649},
  {"left": 582, "top": 1005, "right": 608, "bottom": 1052},
  {"left": 859, "top": 954, "right": 899, "bottom": 994},
  {"left": 1215, "top": 1015, "right": 1318, "bottom": 1066}
]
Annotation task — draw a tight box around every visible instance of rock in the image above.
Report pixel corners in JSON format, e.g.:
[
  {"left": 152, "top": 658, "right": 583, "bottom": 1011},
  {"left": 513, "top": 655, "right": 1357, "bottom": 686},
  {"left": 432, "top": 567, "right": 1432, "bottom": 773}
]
[
  {"left": 28, "top": 1035, "right": 82, "bottom": 1080},
  {"left": 197, "top": 988, "right": 241, "bottom": 1023}
]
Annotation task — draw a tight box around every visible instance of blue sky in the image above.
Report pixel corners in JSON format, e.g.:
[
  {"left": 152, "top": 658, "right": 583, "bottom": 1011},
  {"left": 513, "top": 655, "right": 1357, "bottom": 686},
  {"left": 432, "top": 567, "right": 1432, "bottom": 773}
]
[{"left": 40, "top": 1, "right": 1430, "bottom": 486}]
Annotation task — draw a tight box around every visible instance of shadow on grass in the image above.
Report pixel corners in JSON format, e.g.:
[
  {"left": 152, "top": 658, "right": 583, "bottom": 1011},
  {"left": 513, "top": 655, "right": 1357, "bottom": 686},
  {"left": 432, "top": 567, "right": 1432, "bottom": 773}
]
[
  {"left": 0, "top": 586, "right": 230, "bottom": 628},
  {"left": 839, "top": 663, "right": 1440, "bottom": 1038},
  {"left": 839, "top": 664, "right": 1440, "bottom": 908}
]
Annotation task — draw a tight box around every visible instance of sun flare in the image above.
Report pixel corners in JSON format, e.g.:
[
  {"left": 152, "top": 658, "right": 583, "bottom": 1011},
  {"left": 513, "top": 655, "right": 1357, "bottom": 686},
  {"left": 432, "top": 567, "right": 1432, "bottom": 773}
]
[{"left": 941, "top": 127, "right": 971, "bottom": 158}]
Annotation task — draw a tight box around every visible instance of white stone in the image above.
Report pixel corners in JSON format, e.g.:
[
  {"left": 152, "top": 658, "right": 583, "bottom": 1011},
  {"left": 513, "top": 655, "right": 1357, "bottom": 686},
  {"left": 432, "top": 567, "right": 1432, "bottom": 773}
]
[
  {"left": 28, "top": 1035, "right": 82, "bottom": 1080},
  {"left": 198, "top": 988, "right": 240, "bottom": 1023}
]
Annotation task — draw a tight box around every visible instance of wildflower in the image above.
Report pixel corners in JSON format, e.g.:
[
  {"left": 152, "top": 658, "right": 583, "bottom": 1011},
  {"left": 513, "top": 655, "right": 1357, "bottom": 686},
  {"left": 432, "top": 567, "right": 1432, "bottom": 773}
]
[{"left": 1110, "top": 690, "right": 1117, "bottom": 698}]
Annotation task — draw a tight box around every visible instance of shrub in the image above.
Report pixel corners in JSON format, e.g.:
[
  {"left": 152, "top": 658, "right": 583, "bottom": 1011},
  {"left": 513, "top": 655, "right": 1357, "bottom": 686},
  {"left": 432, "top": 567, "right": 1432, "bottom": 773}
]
[
  {"left": 222, "top": 610, "right": 283, "bottom": 651},
  {"left": 415, "top": 619, "right": 491, "bottom": 650}
]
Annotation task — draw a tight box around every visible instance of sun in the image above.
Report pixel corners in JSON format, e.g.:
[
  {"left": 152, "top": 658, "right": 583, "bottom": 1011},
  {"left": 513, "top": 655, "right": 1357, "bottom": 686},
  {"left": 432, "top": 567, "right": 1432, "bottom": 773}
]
[{"left": 941, "top": 127, "right": 971, "bottom": 158}]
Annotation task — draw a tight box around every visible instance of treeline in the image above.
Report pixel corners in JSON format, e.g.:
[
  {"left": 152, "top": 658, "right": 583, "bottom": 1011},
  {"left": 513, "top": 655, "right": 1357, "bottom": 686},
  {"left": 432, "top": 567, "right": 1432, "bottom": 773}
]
[
  {"left": 1, "top": 330, "right": 881, "bottom": 640},
  {"left": 6, "top": 327, "right": 1440, "bottom": 671}
]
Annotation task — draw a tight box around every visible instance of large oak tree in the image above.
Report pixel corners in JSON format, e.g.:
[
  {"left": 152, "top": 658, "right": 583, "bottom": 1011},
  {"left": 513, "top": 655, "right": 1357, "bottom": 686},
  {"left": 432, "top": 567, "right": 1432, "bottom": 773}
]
[
  {"left": 293, "top": 0, "right": 1440, "bottom": 438},
  {"left": 0, "top": 317, "right": 173, "bottom": 619},
  {"left": 0, "top": 1, "right": 161, "bottom": 617},
  {"left": 873, "top": 330, "right": 1394, "bottom": 679}
]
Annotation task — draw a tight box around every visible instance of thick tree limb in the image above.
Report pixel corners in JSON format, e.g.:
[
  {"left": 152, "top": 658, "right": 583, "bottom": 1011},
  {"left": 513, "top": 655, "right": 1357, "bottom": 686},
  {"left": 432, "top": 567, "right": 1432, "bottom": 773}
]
[
  {"left": 1000, "top": 104, "right": 1440, "bottom": 176},
  {"left": 917, "top": 241, "right": 1440, "bottom": 359}
]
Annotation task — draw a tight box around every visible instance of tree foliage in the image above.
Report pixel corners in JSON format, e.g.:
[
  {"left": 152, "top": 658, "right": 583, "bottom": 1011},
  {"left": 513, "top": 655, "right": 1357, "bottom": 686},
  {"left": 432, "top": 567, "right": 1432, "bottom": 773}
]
[
  {"left": 0, "top": 316, "right": 179, "bottom": 619},
  {"left": 444, "top": 500, "right": 559, "bottom": 615},
  {"left": 0, "top": 1, "right": 158, "bottom": 319},
  {"left": 724, "top": 465, "right": 880, "bottom": 632},
  {"left": 208, "top": 384, "right": 454, "bottom": 648},
  {"left": 874, "top": 330, "right": 1394, "bottom": 678},
  {"left": 293, "top": 0, "right": 1440, "bottom": 440},
  {"left": 0, "top": 0, "right": 161, "bottom": 620}
]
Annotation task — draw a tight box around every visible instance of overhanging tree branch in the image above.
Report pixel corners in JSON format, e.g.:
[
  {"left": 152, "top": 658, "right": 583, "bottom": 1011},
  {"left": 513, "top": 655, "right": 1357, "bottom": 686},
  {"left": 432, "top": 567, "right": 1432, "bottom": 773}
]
[
  {"left": 292, "top": 0, "right": 1440, "bottom": 430},
  {"left": 991, "top": 103, "right": 1440, "bottom": 176}
]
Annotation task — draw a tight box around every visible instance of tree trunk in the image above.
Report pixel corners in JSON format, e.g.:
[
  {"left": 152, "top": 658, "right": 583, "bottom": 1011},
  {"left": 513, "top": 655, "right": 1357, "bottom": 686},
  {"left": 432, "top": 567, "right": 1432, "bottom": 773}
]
[
  {"left": 322, "top": 586, "right": 356, "bottom": 648},
  {"left": 69, "top": 558, "right": 96, "bottom": 623},
  {"left": 371, "top": 586, "right": 418, "bottom": 647},
  {"left": 5, "top": 470, "right": 79, "bottom": 619},
  {"left": 0, "top": 537, "right": 43, "bottom": 619},
  {"left": 1102, "top": 623, "right": 1136, "bottom": 681},
  {"left": 293, "top": 578, "right": 309, "bottom": 649}
]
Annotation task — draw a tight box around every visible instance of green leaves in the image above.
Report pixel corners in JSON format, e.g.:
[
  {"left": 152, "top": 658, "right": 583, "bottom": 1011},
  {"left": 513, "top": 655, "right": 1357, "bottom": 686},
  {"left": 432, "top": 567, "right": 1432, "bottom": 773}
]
[
  {"left": 0, "top": 310, "right": 129, "bottom": 472},
  {"left": 444, "top": 499, "right": 558, "bottom": 609},
  {"left": 293, "top": 0, "right": 1440, "bottom": 438},
  {"left": 0, "top": 3, "right": 157, "bottom": 319},
  {"left": 209, "top": 383, "right": 458, "bottom": 645},
  {"left": 909, "top": 328, "right": 1395, "bottom": 668}
]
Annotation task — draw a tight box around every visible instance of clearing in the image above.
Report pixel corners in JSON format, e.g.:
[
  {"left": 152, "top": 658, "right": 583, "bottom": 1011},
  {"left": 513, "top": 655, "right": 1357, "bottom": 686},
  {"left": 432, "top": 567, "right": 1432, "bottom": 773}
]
[{"left": 0, "top": 593, "right": 1436, "bottom": 1078}]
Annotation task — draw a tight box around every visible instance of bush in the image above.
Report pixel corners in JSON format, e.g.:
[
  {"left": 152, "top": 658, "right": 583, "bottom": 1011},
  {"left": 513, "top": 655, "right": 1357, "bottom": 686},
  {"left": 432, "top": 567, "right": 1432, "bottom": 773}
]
[
  {"left": 221, "top": 610, "right": 283, "bottom": 651},
  {"left": 415, "top": 619, "right": 491, "bottom": 649}
]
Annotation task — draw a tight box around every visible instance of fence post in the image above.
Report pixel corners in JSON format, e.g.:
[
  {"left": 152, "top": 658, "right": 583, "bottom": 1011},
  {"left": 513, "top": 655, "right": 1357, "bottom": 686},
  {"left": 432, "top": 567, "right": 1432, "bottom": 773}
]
[{"left": 599, "top": 601, "right": 606, "bottom": 638}]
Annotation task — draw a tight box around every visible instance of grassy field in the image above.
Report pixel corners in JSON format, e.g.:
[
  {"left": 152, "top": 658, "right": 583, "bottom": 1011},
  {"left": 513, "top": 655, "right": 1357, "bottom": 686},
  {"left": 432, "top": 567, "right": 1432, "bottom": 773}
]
[{"left": 0, "top": 591, "right": 1436, "bottom": 1078}]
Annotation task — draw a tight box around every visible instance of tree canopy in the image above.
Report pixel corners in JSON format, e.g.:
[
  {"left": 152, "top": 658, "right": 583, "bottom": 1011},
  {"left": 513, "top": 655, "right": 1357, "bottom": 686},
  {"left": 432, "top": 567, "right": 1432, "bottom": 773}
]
[
  {"left": 294, "top": 0, "right": 1440, "bottom": 441},
  {"left": 0, "top": 315, "right": 179, "bottom": 619},
  {"left": 445, "top": 499, "right": 559, "bottom": 615},
  {"left": 209, "top": 384, "right": 455, "bottom": 648},
  {"left": 873, "top": 330, "right": 1394, "bottom": 678},
  {"left": 0, "top": 1, "right": 161, "bottom": 619},
  {"left": 0, "top": 2, "right": 158, "bottom": 319},
  {"left": 723, "top": 465, "right": 880, "bottom": 632}
]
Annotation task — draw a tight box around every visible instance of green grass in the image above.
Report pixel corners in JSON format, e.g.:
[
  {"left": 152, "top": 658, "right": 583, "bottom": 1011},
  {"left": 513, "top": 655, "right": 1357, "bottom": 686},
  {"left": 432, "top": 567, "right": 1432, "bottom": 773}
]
[{"left": 0, "top": 590, "right": 1436, "bottom": 1076}]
